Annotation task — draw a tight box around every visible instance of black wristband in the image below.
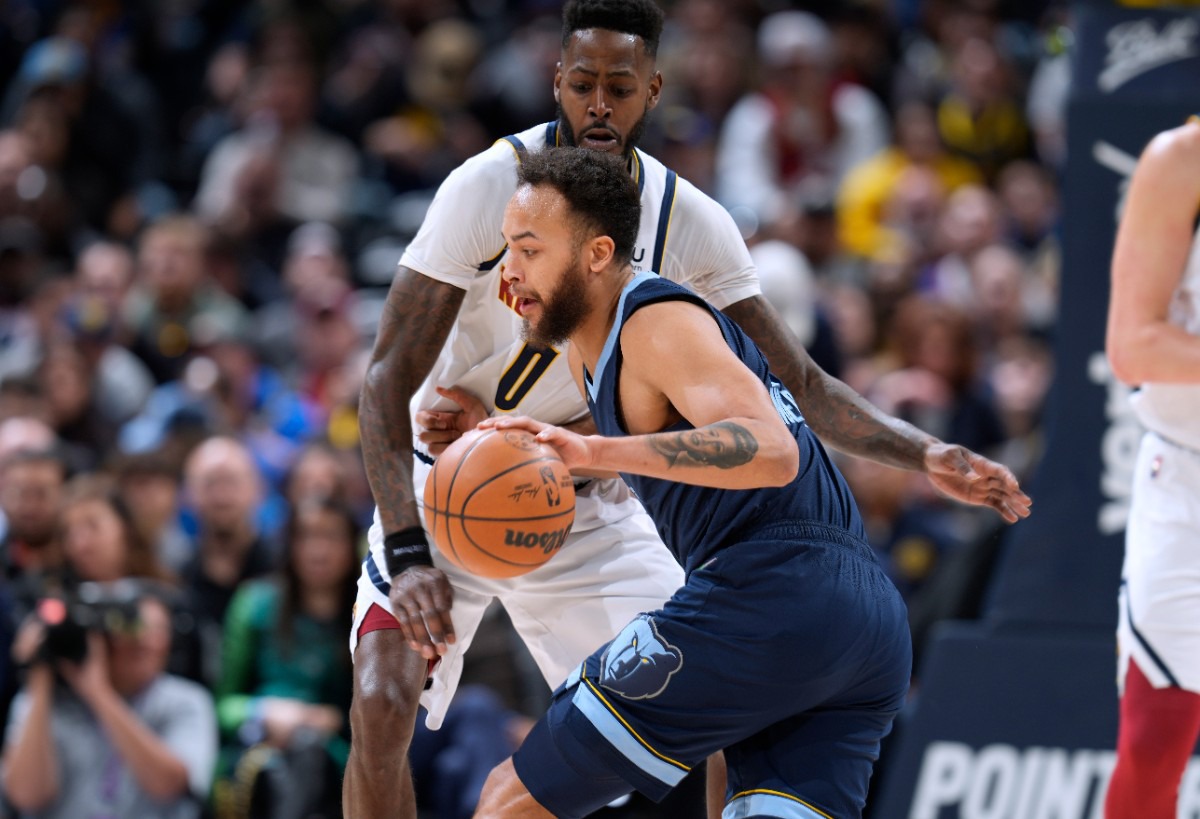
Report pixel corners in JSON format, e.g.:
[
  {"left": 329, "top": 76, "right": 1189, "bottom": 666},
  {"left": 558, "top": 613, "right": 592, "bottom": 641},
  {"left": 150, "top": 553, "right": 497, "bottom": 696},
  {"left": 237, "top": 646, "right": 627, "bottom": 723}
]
[{"left": 384, "top": 527, "right": 433, "bottom": 578}]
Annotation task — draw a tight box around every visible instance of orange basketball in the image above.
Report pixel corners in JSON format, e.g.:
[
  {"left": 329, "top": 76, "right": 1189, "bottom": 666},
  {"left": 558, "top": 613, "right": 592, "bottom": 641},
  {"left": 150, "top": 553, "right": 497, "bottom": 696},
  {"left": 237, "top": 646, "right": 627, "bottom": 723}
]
[{"left": 423, "top": 428, "right": 576, "bottom": 578}]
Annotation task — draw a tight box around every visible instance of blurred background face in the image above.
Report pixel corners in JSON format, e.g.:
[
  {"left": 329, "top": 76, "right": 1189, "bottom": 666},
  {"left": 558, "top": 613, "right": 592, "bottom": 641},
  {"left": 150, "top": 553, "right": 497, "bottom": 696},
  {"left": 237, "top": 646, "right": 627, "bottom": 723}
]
[
  {"left": 138, "top": 225, "right": 206, "bottom": 310},
  {"left": 62, "top": 497, "right": 127, "bottom": 581},
  {"left": 15, "top": 91, "right": 70, "bottom": 169},
  {"left": 258, "top": 62, "right": 317, "bottom": 132},
  {"left": 108, "top": 597, "right": 172, "bottom": 696},
  {"left": 288, "top": 447, "right": 345, "bottom": 506},
  {"left": 1, "top": 458, "right": 63, "bottom": 546},
  {"left": 0, "top": 131, "right": 31, "bottom": 200},
  {"left": 76, "top": 242, "right": 134, "bottom": 313},
  {"left": 291, "top": 505, "right": 355, "bottom": 593},
  {"left": 40, "top": 343, "right": 91, "bottom": 428},
  {"left": 895, "top": 102, "right": 942, "bottom": 164},
  {"left": 120, "top": 472, "right": 178, "bottom": 538},
  {"left": 187, "top": 442, "right": 261, "bottom": 535}
]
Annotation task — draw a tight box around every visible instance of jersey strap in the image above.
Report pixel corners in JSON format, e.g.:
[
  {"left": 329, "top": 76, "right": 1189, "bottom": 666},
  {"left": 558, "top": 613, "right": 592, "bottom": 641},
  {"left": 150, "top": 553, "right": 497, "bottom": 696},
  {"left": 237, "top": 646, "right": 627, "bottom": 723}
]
[
  {"left": 501, "top": 134, "right": 528, "bottom": 158},
  {"left": 651, "top": 169, "right": 678, "bottom": 274}
]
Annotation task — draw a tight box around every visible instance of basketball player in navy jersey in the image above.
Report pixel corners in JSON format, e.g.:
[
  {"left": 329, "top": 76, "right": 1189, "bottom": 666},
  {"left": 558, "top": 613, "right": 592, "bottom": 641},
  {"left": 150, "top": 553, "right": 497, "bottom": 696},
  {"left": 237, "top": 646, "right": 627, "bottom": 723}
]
[
  {"left": 470, "top": 148, "right": 1032, "bottom": 818},
  {"left": 348, "top": 1, "right": 1032, "bottom": 816},
  {"left": 1105, "top": 118, "right": 1200, "bottom": 819}
]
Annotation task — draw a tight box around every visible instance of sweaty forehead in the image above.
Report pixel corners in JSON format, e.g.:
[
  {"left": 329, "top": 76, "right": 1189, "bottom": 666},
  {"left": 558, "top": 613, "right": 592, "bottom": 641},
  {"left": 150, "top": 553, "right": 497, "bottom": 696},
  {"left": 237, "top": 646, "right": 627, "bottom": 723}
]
[
  {"left": 507, "top": 184, "right": 568, "bottom": 230},
  {"left": 563, "top": 29, "right": 650, "bottom": 75}
]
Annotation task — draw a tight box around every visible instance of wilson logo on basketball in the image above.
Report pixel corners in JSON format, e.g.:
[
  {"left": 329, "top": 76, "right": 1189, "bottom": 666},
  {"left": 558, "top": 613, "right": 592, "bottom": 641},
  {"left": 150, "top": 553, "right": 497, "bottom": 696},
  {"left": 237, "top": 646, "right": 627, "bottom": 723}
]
[{"left": 504, "top": 525, "right": 571, "bottom": 555}]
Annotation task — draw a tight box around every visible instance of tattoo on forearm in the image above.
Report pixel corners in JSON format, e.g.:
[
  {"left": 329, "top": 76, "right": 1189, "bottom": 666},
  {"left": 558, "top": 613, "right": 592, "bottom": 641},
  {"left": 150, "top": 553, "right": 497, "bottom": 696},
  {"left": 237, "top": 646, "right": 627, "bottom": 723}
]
[
  {"left": 649, "top": 422, "right": 758, "bottom": 469},
  {"left": 723, "top": 296, "right": 929, "bottom": 470}
]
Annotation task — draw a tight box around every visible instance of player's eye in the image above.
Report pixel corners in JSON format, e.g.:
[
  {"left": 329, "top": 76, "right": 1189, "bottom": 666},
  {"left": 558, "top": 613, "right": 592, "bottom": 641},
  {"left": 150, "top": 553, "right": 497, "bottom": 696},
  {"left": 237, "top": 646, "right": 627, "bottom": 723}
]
[
  {"left": 611, "top": 87, "right": 634, "bottom": 98},
  {"left": 572, "top": 83, "right": 591, "bottom": 93}
]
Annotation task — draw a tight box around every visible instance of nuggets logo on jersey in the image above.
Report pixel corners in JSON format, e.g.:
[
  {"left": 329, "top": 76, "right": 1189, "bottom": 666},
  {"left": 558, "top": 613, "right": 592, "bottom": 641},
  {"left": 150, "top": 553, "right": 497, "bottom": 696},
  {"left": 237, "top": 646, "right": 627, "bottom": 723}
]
[
  {"left": 498, "top": 274, "right": 519, "bottom": 315},
  {"left": 599, "top": 615, "right": 683, "bottom": 700}
]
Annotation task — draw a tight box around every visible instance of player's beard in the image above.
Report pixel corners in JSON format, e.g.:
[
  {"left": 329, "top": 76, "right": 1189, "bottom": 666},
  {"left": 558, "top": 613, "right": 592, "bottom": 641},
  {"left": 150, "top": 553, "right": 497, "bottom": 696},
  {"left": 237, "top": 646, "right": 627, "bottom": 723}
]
[
  {"left": 523, "top": 257, "right": 591, "bottom": 349},
  {"left": 557, "top": 103, "right": 649, "bottom": 159}
]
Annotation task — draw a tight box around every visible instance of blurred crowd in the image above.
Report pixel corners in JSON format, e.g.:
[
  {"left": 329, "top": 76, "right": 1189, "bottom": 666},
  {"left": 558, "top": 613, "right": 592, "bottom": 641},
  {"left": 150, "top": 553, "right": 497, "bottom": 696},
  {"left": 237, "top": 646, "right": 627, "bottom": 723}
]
[{"left": 0, "top": 0, "right": 1065, "bottom": 816}]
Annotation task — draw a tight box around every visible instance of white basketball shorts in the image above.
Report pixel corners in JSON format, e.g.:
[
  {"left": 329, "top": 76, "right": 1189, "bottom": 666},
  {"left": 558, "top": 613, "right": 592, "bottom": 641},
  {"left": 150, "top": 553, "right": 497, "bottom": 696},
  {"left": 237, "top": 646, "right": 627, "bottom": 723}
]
[
  {"left": 1117, "top": 432, "right": 1200, "bottom": 694},
  {"left": 349, "top": 477, "right": 685, "bottom": 729}
]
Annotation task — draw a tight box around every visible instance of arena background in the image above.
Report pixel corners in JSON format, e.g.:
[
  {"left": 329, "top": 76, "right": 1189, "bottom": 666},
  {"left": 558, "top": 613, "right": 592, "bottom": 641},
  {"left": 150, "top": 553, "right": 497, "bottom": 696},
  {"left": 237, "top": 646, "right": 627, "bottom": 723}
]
[{"left": 0, "top": 0, "right": 1198, "bottom": 817}]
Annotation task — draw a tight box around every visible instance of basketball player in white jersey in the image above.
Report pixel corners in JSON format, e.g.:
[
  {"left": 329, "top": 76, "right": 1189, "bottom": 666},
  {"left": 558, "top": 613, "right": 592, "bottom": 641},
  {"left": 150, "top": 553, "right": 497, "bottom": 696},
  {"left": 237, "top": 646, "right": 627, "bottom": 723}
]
[
  {"left": 1106, "top": 117, "right": 1200, "bottom": 819},
  {"left": 344, "top": 2, "right": 1031, "bottom": 816}
]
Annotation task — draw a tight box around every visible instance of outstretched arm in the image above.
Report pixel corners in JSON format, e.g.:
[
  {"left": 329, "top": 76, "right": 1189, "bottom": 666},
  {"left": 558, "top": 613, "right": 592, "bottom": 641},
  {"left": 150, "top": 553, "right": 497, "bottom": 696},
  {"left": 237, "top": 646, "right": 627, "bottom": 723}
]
[
  {"left": 722, "top": 294, "right": 1031, "bottom": 522},
  {"left": 722, "top": 295, "right": 935, "bottom": 467}
]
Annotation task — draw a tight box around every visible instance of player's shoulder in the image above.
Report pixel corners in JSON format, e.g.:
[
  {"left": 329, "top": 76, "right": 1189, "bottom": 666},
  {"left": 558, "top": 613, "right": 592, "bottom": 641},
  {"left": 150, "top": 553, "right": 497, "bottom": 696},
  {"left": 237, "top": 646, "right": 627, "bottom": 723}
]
[
  {"left": 635, "top": 148, "right": 728, "bottom": 218},
  {"left": 443, "top": 123, "right": 551, "bottom": 190},
  {"left": 623, "top": 280, "right": 713, "bottom": 341},
  {"left": 1141, "top": 119, "right": 1200, "bottom": 172}
]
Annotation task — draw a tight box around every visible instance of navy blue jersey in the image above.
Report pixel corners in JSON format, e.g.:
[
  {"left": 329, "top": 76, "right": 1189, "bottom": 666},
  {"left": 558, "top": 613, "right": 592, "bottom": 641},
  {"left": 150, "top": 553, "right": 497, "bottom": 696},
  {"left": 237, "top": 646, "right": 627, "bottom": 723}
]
[{"left": 583, "top": 273, "right": 865, "bottom": 573}]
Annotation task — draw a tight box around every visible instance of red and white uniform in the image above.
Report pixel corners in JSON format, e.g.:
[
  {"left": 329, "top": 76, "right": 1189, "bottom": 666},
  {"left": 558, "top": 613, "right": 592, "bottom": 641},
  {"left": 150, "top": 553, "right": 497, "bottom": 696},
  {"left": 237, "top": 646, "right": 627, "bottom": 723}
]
[{"left": 1119, "top": 221, "right": 1200, "bottom": 693}]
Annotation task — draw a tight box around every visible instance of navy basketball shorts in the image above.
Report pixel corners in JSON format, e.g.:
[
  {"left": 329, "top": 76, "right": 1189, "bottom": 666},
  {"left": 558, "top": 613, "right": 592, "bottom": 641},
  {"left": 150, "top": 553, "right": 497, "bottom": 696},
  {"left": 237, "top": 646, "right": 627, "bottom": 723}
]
[{"left": 513, "top": 521, "right": 912, "bottom": 819}]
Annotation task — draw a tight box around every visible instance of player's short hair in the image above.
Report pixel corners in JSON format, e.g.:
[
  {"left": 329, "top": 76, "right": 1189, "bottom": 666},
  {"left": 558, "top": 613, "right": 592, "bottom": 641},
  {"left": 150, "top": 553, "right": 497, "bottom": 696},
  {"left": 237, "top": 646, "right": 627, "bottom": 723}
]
[
  {"left": 518, "top": 147, "right": 641, "bottom": 268},
  {"left": 562, "top": 0, "right": 665, "bottom": 57}
]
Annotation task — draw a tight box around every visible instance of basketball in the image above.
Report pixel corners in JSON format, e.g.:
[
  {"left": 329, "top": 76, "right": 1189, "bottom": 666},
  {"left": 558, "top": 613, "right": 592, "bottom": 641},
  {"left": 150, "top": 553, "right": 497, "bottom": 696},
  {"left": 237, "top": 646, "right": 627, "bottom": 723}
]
[{"left": 422, "top": 427, "right": 576, "bottom": 578}]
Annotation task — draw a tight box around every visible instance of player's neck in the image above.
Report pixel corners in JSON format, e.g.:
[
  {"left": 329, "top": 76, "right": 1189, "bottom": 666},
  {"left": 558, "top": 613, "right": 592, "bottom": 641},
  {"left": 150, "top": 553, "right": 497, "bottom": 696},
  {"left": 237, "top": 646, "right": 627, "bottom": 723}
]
[{"left": 574, "top": 265, "right": 635, "bottom": 375}]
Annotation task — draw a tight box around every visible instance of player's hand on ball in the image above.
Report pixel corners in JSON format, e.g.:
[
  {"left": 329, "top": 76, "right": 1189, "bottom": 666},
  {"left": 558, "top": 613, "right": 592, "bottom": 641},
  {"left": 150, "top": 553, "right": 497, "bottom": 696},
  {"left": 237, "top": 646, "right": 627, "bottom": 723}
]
[
  {"left": 416, "top": 386, "right": 490, "bottom": 455},
  {"left": 923, "top": 443, "right": 1033, "bottom": 524},
  {"left": 388, "top": 566, "right": 456, "bottom": 659},
  {"left": 479, "top": 416, "right": 596, "bottom": 472}
]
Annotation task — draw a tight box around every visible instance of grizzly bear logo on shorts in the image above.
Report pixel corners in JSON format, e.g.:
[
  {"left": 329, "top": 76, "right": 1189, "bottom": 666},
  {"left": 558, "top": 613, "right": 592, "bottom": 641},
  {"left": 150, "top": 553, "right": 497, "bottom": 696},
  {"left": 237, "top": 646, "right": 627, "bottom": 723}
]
[{"left": 599, "top": 615, "right": 683, "bottom": 700}]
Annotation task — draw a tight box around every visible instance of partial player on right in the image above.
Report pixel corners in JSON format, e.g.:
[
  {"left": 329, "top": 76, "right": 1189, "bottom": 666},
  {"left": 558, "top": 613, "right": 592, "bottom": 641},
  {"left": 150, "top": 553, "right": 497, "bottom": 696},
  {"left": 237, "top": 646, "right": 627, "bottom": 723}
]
[
  {"left": 345, "top": 1, "right": 1035, "bottom": 816},
  {"left": 1105, "top": 117, "right": 1200, "bottom": 819}
]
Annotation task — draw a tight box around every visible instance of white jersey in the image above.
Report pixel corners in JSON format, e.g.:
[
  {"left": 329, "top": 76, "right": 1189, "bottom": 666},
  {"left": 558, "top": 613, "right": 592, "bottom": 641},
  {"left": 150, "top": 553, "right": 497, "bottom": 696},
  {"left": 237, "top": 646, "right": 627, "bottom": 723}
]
[
  {"left": 1130, "top": 222, "right": 1200, "bottom": 452},
  {"left": 397, "top": 121, "right": 759, "bottom": 532}
]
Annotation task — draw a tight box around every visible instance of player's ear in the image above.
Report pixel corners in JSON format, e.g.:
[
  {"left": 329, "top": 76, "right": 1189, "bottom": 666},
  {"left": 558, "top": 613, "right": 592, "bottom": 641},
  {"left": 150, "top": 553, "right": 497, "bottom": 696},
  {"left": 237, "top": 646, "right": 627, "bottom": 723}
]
[
  {"left": 646, "top": 71, "right": 663, "bottom": 111},
  {"left": 588, "top": 235, "right": 616, "bottom": 273},
  {"left": 553, "top": 63, "right": 563, "bottom": 105}
]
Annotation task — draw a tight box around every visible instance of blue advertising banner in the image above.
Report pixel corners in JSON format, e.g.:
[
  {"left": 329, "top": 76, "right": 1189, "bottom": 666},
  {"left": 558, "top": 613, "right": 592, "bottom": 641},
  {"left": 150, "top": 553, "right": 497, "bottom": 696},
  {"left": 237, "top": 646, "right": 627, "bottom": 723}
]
[
  {"left": 987, "top": 0, "right": 1200, "bottom": 630},
  {"left": 874, "top": 3, "right": 1200, "bottom": 816}
]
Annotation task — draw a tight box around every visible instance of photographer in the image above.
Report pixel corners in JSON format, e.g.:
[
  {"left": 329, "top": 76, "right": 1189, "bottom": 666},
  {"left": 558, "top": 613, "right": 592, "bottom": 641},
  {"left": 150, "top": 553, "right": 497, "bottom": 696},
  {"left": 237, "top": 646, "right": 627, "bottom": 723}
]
[{"left": 1, "top": 584, "right": 216, "bottom": 818}]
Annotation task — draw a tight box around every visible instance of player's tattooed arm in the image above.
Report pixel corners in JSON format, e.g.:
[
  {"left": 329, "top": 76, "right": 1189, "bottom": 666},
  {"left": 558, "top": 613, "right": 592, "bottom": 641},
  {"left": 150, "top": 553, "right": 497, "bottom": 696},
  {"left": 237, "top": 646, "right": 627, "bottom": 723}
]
[
  {"left": 722, "top": 295, "right": 935, "bottom": 471},
  {"left": 360, "top": 266, "right": 465, "bottom": 533},
  {"left": 648, "top": 422, "right": 759, "bottom": 470}
]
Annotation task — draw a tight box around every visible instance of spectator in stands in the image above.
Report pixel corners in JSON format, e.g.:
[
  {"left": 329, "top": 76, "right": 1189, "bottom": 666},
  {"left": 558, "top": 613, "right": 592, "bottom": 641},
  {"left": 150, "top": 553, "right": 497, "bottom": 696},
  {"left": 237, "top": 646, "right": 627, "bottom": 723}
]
[
  {"left": 0, "top": 448, "right": 66, "bottom": 617},
  {"left": 716, "top": 10, "right": 889, "bottom": 237},
  {"left": 837, "top": 99, "right": 982, "bottom": 262},
  {"left": 179, "top": 436, "right": 277, "bottom": 687},
  {"left": 212, "top": 495, "right": 358, "bottom": 818},
  {"left": 60, "top": 474, "right": 172, "bottom": 585},
  {"left": 69, "top": 241, "right": 154, "bottom": 425},
  {"left": 115, "top": 451, "right": 191, "bottom": 576},
  {"left": 2, "top": 585, "right": 217, "bottom": 819},
  {"left": 37, "top": 340, "right": 113, "bottom": 469},
  {"left": 124, "top": 214, "right": 249, "bottom": 385},
  {"left": 875, "top": 295, "right": 1007, "bottom": 460},
  {"left": 194, "top": 58, "right": 359, "bottom": 236},
  {"left": 934, "top": 36, "right": 1031, "bottom": 181}
]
